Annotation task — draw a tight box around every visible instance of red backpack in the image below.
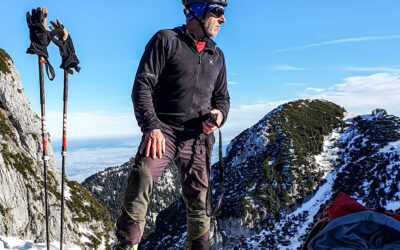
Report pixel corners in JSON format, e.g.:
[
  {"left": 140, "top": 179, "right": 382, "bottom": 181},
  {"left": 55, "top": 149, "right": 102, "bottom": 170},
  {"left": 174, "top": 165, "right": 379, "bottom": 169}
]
[{"left": 302, "top": 192, "right": 400, "bottom": 249}]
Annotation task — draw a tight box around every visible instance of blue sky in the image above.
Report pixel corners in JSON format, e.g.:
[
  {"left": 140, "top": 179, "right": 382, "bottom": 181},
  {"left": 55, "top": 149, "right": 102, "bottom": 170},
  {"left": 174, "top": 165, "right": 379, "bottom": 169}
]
[{"left": 2, "top": 1, "right": 400, "bottom": 180}]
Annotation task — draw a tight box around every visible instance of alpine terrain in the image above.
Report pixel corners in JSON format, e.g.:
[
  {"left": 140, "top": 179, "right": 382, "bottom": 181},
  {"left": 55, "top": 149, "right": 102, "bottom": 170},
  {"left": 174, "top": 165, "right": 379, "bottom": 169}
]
[
  {"left": 86, "top": 98, "right": 400, "bottom": 249},
  {"left": 0, "top": 49, "right": 114, "bottom": 249}
]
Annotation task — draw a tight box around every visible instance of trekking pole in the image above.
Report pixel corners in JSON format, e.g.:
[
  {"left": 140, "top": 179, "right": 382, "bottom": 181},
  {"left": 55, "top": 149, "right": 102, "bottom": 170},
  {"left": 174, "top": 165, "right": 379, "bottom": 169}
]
[
  {"left": 26, "top": 8, "right": 56, "bottom": 250},
  {"left": 60, "top": 70, "right": 68, "bottom": 250},
  {"left": 49, "top": 18, "right": 80, "bottom": 249},
  {"left": 39, "top": 55, "right": 51, "bottom": 250}
]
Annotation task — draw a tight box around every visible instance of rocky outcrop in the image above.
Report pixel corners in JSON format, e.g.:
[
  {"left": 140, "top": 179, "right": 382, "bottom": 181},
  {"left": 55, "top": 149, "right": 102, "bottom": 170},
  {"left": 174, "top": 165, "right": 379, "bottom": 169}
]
[{"left": 0, "top": 49, "right": 114, "bottom": 249}]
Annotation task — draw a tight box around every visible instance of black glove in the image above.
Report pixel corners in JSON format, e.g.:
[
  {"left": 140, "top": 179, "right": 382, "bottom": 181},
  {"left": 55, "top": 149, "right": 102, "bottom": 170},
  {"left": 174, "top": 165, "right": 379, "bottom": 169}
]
[
  {"left": 26, "top": 8, "right": 52, "bottom": 58},
  {"left": 26, "top": 7, "right": 55, "bottom": 80},
  {"left": 50, "top": 19, "right": 81, "bottom": 74}
]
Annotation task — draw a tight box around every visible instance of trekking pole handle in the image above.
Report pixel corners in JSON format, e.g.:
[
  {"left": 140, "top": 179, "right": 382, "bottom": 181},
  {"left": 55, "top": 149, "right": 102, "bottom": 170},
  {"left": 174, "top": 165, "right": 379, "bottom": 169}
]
[{"left": 203, "top": 113, "right": 219, "bottom": 128}]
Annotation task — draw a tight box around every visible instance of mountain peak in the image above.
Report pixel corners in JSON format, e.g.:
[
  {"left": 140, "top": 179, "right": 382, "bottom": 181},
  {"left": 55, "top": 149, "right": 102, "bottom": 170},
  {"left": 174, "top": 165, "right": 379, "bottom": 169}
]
[{"left": 372, "top": 108, "right": 388, "bottom": 118}]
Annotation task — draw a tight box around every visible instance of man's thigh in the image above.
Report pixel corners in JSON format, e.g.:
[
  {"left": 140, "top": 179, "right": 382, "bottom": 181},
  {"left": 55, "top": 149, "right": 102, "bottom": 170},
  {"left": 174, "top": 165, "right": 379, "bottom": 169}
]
[
  {"left": 175, "top": 134, "right": 211, "bottom": 204},
  {"left": 135, "top": 125, "right": 178, "bottom": 184}
]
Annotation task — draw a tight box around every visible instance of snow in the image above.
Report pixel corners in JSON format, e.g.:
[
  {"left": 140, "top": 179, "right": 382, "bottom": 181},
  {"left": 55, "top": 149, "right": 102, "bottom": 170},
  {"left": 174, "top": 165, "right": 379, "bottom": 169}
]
[
  {"left": 243, "top": 128, "right": 343, "bottom": 249},
  {"left": 386, "top": 200, "right": 400, "bottom": 211},
  {"left": 226, "top": 105, "right": 284, "bottom": 167},
  {"left": 78, "top": 225, "right": 91, "bottom": 244},
  {"left": 314, "top": 131, "right": 340, "bottom": 176},
  {"left": 282, "top": 169, "right": 338, "bottom": 249},
  {"left": 0, "top": 236, "right": 80, "bottom": 250},
  {"left": 343, "top": 112, "right": 359, "bottom": 121},
  {"left": 277, "top": 128, "right": 343, "bottom": 249},
  {"left": 248, "top": 182, "right": 257, "bottom": 192},
  {"left": 64, "top": 185, "right": 72, "bottom": 201},
  {"left": 157, "top": 170, "right": 176, "bottom": 191},
  {"left": 79, "top": 235, "right": 90, "bottom": 244},
  {"left": 380, "top": 140, "right": 400, "bottom": 154},
  {"left": 93, "top": 185, "right": 104, "bottom": 193}
]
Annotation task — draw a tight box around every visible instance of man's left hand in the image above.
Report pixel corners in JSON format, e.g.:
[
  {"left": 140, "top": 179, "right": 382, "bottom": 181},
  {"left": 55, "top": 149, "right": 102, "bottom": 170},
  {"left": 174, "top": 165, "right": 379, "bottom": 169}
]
[{"left": 202, "top": 109, "right": 223, "bottom": 134}]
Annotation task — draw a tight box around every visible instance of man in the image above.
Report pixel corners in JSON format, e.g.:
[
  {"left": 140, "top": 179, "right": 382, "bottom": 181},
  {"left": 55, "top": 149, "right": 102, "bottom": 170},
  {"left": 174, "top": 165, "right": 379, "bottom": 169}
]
[{"left": 115, "top": 0, "right": 230, "bottom": 249}]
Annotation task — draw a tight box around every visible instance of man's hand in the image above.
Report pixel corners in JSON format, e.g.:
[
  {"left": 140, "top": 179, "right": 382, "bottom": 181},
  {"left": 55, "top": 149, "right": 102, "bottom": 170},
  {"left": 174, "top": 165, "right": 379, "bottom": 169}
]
[
  {"left": 202, "top": 109, "right": 223, "bottom": 134},
  {"left": 140, "top": 130, "right": 166, "bottom": 159}
]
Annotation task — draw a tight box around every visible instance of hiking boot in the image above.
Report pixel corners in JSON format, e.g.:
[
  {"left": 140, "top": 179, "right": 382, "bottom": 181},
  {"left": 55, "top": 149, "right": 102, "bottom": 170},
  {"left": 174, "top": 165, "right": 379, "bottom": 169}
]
[{"left": 114, "top": 243, "right": 138, "bottom": 250}]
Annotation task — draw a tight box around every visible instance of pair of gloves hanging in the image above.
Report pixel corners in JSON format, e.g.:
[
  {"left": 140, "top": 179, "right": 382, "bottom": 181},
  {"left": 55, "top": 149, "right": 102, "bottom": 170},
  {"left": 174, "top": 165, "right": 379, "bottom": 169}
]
[{"left": 26, "top": 7, "right": 80, "bottom": 77}]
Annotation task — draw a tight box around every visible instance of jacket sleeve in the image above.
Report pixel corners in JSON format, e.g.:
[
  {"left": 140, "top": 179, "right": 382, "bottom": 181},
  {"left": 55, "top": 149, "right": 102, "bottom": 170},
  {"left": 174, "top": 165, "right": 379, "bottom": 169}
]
[
  {"left": 132, "top": 32, "right": 167, "bottom": 133},
  {"left": 212, "top": 49, "right": 230, "bottom": 127}
]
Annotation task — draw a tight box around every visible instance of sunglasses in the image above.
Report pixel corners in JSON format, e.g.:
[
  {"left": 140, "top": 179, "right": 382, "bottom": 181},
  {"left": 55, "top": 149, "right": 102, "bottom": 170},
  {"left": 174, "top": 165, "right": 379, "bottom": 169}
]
[{"left": 209, "top": 7, "right": 225, "bottom": 18}]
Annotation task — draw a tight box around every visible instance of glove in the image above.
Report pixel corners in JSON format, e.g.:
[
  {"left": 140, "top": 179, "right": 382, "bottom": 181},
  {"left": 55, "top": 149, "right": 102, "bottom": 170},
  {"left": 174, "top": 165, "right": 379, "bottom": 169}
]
[
  {"left": 26, "top": 7, "right": 55, "bottom": 80},
  {"left": 26, "top": 7, "right": 52, "bottom": 58},
  {"left": 50, "top": 19, "right": 81, "bottom": 74}
]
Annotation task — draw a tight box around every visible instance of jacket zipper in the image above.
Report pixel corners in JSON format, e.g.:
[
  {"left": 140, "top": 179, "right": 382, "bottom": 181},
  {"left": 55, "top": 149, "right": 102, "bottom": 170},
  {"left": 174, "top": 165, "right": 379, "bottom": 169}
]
[{"left": 189, "top": 50, "right": 204, "bottom": 115}]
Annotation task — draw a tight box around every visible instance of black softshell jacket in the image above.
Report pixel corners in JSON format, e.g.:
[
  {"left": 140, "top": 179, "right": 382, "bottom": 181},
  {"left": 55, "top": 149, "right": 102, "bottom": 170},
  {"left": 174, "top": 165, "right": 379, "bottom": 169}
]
[{"left": 132, "top": 26, "right": 230, "bottom": 133}]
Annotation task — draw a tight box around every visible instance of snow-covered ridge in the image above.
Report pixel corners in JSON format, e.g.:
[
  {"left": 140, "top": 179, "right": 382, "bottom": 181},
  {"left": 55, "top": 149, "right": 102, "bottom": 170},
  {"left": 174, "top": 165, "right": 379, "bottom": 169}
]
[
  {"left": 225, "top": 104, "right": 283, "bottom": 168},
  {"left": 334, "top": 110, "right": 400, "bottom": 210}
]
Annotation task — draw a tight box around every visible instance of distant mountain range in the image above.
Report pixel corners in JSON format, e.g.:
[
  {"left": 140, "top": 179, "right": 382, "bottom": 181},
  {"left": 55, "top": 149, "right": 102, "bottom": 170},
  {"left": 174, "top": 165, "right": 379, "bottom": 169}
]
[{"left": 83, "top": 99, "right": 400, "bottom": 249}]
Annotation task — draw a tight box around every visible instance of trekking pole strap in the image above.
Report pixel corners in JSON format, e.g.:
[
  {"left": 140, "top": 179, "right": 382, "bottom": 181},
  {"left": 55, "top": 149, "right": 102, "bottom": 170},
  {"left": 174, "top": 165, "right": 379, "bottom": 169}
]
[{"left": 39, "top": 56, "right": 55, "bottom": 81}]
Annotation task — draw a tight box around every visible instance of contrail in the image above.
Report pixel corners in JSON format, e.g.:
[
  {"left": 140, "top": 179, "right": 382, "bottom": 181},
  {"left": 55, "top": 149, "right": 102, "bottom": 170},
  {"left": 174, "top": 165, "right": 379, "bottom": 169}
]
[{"left": 275, "top": 35, "right": 400, "bottom": 53}]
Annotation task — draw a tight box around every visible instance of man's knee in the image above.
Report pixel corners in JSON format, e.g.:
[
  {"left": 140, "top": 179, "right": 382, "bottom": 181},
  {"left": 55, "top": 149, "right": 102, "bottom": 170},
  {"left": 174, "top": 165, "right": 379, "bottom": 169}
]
[
  {"left": 123, "top": 161, "right": 154, "bottom": 220},
  {"left": 186, "top": 191, "right": 210, "bottom": 241}
]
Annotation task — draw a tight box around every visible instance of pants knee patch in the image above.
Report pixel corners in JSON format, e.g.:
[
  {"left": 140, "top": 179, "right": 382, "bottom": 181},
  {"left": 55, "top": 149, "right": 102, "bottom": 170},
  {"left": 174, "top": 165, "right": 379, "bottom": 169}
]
[
  {"left": 123, "top": 161, "right": 153, "bottom": 221},
  {"left": 187, "top": 191, "right": 210, "bottom": 240}
]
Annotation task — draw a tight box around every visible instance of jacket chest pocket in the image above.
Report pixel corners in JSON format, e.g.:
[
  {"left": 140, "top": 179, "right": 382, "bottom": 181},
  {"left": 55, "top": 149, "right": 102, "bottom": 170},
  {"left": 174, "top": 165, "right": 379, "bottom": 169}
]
[{"left": 200, "top": 56, "right": 220, "bottom": 92}]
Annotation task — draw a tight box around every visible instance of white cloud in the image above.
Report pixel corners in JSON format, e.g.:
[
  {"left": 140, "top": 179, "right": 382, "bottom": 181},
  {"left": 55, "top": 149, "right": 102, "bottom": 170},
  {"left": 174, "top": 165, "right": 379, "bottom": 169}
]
[
  {"left": 344, "top": 66, "right": 400, "bottom": 73},
  {"left": 271, "top": 65, "right": 305, "bottom": 71},
  {"left": 228, "top": 81, "right": 239, "bottom": 85},
  {"left": 47, "top": 111, "right": 141, "bottom": 140},
  {"left": 300, "top": 73, "right": 400, "bottom": 115},
  {"left": 45, "top": 102, "right": 288, "bottom": 147},
  {"left": 306, "top": 87, "right": 325, "bottom": 93},
  {"left": 224, "top": 73, "right": 400, "bottom": 145},
  {"left": 276, "top": 35, "right": 400, "bottom": 53},
  {"left": 55, "top": 145, "right": 137, "bottom": 182}
]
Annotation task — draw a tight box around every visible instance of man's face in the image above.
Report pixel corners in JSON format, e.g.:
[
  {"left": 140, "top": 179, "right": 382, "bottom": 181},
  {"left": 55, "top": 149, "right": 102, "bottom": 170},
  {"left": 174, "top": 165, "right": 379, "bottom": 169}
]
[{"left": 204, "top": 7, "right": 226, "bottom": 37}]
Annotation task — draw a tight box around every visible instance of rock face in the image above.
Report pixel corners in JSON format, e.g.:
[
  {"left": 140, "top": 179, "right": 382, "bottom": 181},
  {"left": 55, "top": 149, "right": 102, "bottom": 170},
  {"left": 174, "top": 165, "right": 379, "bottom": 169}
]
[
  {"left": 0, "top": 49, "right": 114, "bottom": 249},
  {"left": 134, "top": 99, "right": 400, "bottom": 249},
  {"left": 82, "top": 158, "right": 181, "bottom": 239}
]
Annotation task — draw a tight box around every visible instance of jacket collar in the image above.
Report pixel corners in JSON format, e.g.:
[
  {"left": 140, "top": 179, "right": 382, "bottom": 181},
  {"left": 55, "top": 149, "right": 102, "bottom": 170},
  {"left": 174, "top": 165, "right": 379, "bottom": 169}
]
[{"left": 177, "top": 25, "right": 216, "bottom": 54}]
